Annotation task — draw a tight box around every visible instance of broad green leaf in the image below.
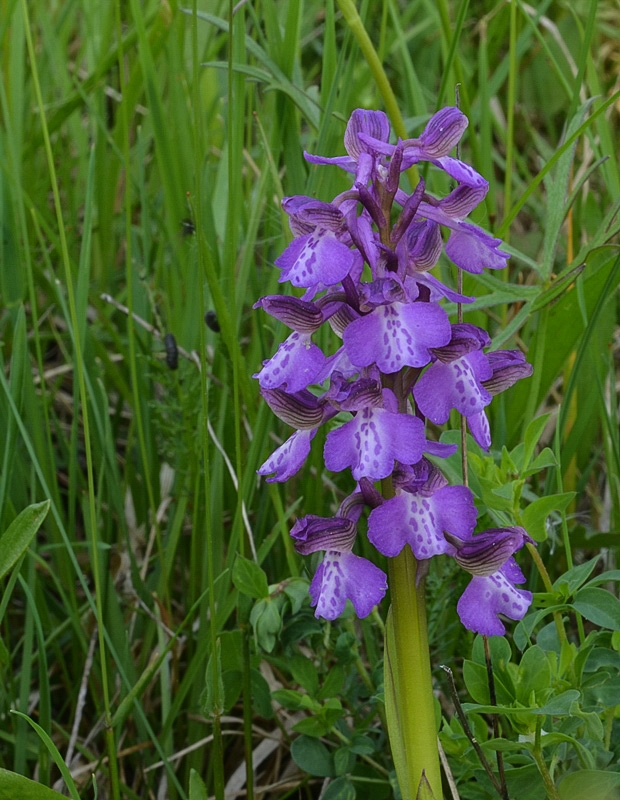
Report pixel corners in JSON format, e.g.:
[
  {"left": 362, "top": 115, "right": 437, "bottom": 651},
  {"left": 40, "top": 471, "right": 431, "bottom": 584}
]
[
  {"left": 0, "top": 769, "right": 69, "bottom": 800},
  {"left": 558, "top": 769, "right": 620, "bottom": 800},
  {"left": 0, "top": 500, "right": 50, "bottom": 582},
  {"left": 291, "top": 735, "right": 335, "bottom": 777},
  {"left": 573, "top": 588, "right": 620, "bottom": 631},
  {"left": 232, "top": 555, "right": 269, "bottom": 599},
  {"left": 521, "top": 492, "right": 575, "bottom": 542}
]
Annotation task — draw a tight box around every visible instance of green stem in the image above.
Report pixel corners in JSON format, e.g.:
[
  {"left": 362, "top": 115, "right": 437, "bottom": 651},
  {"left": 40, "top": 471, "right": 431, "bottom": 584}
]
[
  {"left": 336, "top": 0, "right": 419, "bottom": 186},
  {"left": 386, "top": 547, "right": 442, "bottom": 799},
  {"left": 532, "top": 720, "right": 561, "bottom": 800}
]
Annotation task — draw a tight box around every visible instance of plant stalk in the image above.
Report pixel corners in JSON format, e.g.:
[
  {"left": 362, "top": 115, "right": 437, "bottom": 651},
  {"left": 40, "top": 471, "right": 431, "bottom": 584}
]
[{"left": 386, "top": 546, "right": 442, "bottom": 799}]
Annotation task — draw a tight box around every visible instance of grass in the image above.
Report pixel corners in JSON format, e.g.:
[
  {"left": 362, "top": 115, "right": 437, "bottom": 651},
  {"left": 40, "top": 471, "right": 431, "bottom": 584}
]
[{"left": 0, "top": 0, "right": 619, "bottom": 798}]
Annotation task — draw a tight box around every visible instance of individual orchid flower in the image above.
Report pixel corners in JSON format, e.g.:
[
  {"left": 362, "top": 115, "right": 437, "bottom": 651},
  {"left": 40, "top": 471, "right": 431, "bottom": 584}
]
[
  {"left": 449, "top": 527, "right": 534, "bottom": 636},
  {"left": 290, "top": 513, "right": 387, "bottom": 620}
]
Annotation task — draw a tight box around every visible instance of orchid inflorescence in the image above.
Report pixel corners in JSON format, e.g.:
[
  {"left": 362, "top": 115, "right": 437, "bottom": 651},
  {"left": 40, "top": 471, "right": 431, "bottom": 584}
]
[{"left": 255, "top": 107, "right": 534, "bottom": 636}]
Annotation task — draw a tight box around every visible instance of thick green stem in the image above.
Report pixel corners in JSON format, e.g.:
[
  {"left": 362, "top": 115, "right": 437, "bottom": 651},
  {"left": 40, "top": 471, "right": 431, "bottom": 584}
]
[{"left": 386, "top": 546, "right": 442, "bottom": 799}]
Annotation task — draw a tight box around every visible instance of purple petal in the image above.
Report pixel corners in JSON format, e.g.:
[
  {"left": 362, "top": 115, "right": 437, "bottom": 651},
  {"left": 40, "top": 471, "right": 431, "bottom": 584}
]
[
  {"left": 404, "top": 220, "right": 443, "bottom": 272},
  {"left": 410, "top": 272, "right": 475, "bottom": 305},
  {"left": 439, "top": 185, "right": 488, "bottom": 219},
  {"left": 254, "top": 295, "right": 324, "bottom": 333},
  {"left": 416, "top": 107, "right": 468, "bottom": 158},
  {"left": 276, "top": 230, "right": 355, "bottom": 288},
  {"left": 482, "top": 350, "right": 533, "bottom": 395},
  {"left": 254, "top": 332, "right": 327, "bottom": 392},
  {"left": 324, "top": 407, "right": 426, "bottom": 480},
  {"left": 282, "top": 197, "right": 345, "bottom": 234},
  {"left": 291, "top": 515, "right": 356, "bottom": 555},
  {"left": 261, "top": 388, "right": 325, "bottom": 429},
  {"left": 467, "top": 409, "right": 491, "bottom": 450},
  {"left": 367, "top": 485, "right": 477, "bottom": 559},
  {"left": 257, "top": 428, "right": 316, "bottom": 482},
  {"left": 343, "top": 301, "right": 451, "bottom": 373},
  {"left": 452, "top": 527, "right": 530, "bottom": 576},
  {"left": 457, "top": 566, "right": 532, "bottom": 636},
  {"left": 310, "top": 550, "right": 388, "bottom": 620},
  {"left": 344, "top": 109, "right": 391, "bottom": 160},
  {"left": 413, "top": 351, "right": 493, "bottom": 424},
  {"left": 304, "top": 152, "right": 357, "bottom": 174},
  {"left": 446, "top": 224, "right": 509, "bottom": 274},
  {"left": 431, "top": 157, "right": 489, "bottom": 190}
]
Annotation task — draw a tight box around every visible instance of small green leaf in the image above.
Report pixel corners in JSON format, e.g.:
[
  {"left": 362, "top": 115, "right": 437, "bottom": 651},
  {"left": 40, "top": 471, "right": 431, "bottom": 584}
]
[
  {"left": 558, "top": 769, "right": 620, "bottom": 800},
  {"left": 463, "top": 660, "right": 490, "bottom": 705},
  {"left": 232, "top": 555, "right": 269, "bottom": 598},
  {"left": 291, "top": 735, "right": 335, "bottom": 777},
  {"left": 317, "top": 665, "right": 345, "bottom": 701},
  {"left": 553, "top": 557, "right": 601, "bottom": 595},
  {"left": 516, "top": 646, "right": 551, "bottom": 706},
  {"left": 333, "top": 746, "right": 354, "bottom": 777},
  {"left": 349, "top": 734, "right": 375, "bottom": 756},
  {"left": 203, "top": 638, "right": 225, "bottom": 716},
  {"left": 289, "top": 653, "right": 319, "bottom": 695},
  {"left": 249, "top": 598, "right": 281, "bottom": 652},
  {"left": 189, "top": 769, "right": 208, "bottom": 800},
  {"left": 521, "top": 492, "right": 575, "bottom": 542},
  {"left": 250, "top": 668, "right": 274, "bottom": 719},
  {"left": 0, "top": 500, "right": 50, "bottom": 582},
  {"left": 272, "top": 688, "right": 306, "bottom": 710},
  {"left": 522, "top": 413, "right": 552, "bottom": 471},
  {"left": 293, "top": 715, "right": 331, "bottom": 737},
  {"left": 573, "top": 587, "right": 620, "bottom": 631},
  {"left": 0, "top": 769, "right": 69, "bottom": 800},
  {"left": 322, "top": 776, "right": 356, "bottom": 800},
  {"left": 283, "top": 577, "right": 310, "bottom": 613}
]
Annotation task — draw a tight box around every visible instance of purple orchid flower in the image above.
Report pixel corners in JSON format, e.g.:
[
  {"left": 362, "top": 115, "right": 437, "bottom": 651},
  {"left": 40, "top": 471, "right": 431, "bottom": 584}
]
[
  {"left": 450, "top": 527, "right": 534, "bottom": 636},
  {"left": 291, "top": 514, "right": 387, "bottom": 619}
]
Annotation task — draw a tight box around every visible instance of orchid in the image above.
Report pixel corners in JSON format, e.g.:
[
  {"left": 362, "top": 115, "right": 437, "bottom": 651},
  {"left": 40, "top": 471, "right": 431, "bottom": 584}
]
[{"left": 256, "top": 106, "right": 533, "bottom": 633}]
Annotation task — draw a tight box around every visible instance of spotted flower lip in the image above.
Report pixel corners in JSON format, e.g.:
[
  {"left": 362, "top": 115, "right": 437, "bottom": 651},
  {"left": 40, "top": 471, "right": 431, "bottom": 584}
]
[
  {"left": 309, "top": 550, "right": 388, "bottom": 620},
  {"left": 456, "top": 557, "right": 533, "bottom": 636},
  {"left": 343, "top": 300, "right": 452, "bottom": 373}
]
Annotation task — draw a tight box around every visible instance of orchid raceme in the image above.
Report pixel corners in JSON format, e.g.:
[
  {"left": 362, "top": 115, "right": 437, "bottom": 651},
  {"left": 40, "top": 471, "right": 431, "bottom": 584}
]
[
  {"left": 255, "top": 107, "right": 533, "bottom": 798},
  {"left": 255, "top": 106, "right": 533, "bottom": 633}
]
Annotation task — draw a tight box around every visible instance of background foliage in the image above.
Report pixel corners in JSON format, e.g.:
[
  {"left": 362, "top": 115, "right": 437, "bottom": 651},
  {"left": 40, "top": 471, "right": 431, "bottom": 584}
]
[{"left": 0, "top": 0, "right": 619, "bottom": 798}]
